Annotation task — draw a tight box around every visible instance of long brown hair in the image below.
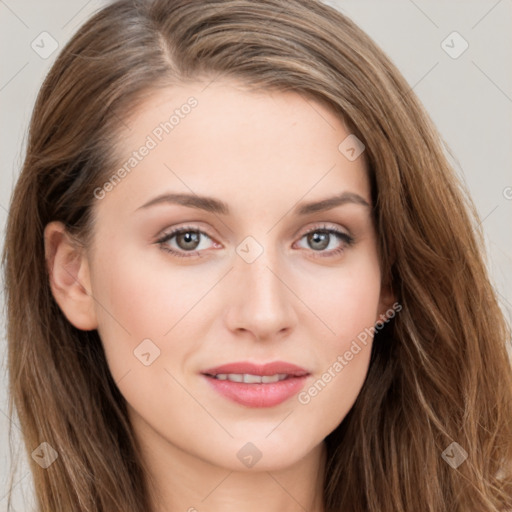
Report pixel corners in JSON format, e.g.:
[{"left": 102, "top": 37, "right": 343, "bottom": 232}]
[{"left": 3, "top": 0, "right": 512, "bottom": 510}]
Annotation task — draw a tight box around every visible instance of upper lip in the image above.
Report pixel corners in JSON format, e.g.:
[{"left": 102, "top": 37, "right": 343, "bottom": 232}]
[{"left": 202, "top": 361, "right": 309, "bottom": 377}]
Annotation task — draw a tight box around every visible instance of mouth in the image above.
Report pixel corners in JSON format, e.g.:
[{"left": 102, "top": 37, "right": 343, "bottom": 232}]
[
  {"left": 201, "top": 361, "right": 310, "bottom": 408},
  {"left": 207, "top": 373, "right": 291, "bottom": 383}
]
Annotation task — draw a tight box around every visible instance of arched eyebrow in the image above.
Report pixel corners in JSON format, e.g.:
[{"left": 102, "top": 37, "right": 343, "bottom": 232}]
[
  {"left": 134, "top": 191, "right": 371, "bottom": 215},
  {"left": 294, "top": 192, "right": 371, "bottom": 214},
  {"left": 135, "top": 193, "right": 229, "bottom": 214}
]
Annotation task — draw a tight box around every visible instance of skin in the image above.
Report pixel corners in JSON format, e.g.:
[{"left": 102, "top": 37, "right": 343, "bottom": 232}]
[{"left": 45, "top": 80, "right": 394, "bottom": 512}]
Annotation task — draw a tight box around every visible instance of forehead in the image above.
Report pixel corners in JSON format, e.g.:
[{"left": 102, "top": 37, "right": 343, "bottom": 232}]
[{"left": 97, "top": 80, "right": 370, "bottom": 218}]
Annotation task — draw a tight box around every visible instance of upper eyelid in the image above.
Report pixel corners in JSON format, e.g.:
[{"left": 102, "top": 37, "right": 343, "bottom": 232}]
[
  {"left": 157, "top": 224, "right": 215, "bottom": 242},
  {"left": 157, "top": 223, "right": 351, "bottom": 246}
]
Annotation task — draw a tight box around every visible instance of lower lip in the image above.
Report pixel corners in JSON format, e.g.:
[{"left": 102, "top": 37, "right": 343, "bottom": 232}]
[{"left": 203, "top": 375, "right": 308, "bottom": 408}]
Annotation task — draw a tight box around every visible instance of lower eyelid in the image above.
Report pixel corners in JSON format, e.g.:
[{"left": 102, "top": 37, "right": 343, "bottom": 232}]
[{"left": 157, "top": 225, "right": 353, "bottom": 256}]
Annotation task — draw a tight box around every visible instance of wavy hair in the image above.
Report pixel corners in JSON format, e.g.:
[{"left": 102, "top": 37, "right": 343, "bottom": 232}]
[{"left": 3, "top": 0, "right": 512, "bottom": 510}]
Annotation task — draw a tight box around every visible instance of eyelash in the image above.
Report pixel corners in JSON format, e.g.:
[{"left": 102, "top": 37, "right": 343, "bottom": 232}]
[{"left": 156, "top": 224, "right": 355, "bottom": 259}]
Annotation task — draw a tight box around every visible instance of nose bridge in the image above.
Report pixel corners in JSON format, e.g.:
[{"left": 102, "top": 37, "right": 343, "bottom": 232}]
[
  {"left": 227, "top": 234, "right": 297, "bottom": 337},
  {"left": 238, "top": 237, "right": 286, "bottom": 305}
]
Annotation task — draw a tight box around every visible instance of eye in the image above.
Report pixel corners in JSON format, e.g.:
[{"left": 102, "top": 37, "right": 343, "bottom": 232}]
[
  {"left": 156, "top": 226, "right": 218, "bottom": 258},
  {"left": 156, "top": 223, "right": 354, "bottom": 259},
  {"left": 294, "top": 224, "right": 354, "bottom": 258}
]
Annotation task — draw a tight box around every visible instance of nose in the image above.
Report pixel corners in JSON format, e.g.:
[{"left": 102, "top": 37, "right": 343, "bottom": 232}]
[{"left": 223, "top": 244, "right": 298, "bottom": 341}]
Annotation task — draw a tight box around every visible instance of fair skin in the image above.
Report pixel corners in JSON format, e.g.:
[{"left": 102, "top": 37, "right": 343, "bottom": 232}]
[{"left": 44, "top": 80, "right": 394, "bottom": 512}]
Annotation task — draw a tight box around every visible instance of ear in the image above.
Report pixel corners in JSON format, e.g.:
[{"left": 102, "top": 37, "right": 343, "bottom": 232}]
[
  {"left": 375, "top": 281, "right": 398, "bottom": 325},
  {"left": 44, "top": 221, "right": 98, "bottom": 331}
]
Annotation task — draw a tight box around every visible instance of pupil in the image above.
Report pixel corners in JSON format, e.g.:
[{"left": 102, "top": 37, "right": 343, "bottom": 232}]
[
  {"left": 179, "top": 231, "right": 199, "bottom": 249},
  {"left": 309, "top": 231, "right": 329, "bottom": 250}
]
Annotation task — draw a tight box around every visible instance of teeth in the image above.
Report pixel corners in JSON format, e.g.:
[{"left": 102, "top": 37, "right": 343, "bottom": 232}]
[
  {"left": 243, "top": 374, "right": 263, "bottom": 383},
  {"left": 261, "top": 374, "right": 280, "bottom": 383},
  {"left": 213, "top": 373, "right": 289, "bottom": 383}
]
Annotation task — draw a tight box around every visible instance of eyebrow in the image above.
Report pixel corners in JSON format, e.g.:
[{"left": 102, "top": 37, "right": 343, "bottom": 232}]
[{"left": 135, "top": 191, "right": 371, "bottom": 215}]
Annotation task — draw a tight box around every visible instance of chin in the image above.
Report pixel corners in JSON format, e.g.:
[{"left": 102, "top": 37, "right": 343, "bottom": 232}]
[{"left": 196, "top": 431, "right": 325, "bottom": 473}]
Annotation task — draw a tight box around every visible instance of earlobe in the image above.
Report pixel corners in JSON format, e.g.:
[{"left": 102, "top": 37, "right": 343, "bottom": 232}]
[{"left": 44, "top": 221, "right": 98, "bottom": 331}]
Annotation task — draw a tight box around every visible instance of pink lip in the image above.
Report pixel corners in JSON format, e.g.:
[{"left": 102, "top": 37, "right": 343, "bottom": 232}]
[
  {"left": 201, "top": 361, "right": 309, "bottom": 408},
  {"left": 203, "top": 361, "right": 309, "bottom": 377}
]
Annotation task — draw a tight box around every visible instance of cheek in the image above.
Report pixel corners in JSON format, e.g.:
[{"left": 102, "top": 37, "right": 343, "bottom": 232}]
[
  {"left": 309, "top": 252, "right": 382, "bottom": 350},
  {"left": 88, "top": 246, "right": 164, "bottom": 376},
  {"left": 297, "top": 253, "right": 381, "bottom": 424},
  {"left": 89, "top": 245, "right": 215, "bottom": 378},
  {"left": 91, "top": 244, "right": 196, "bottom": 335},
  {"left": 322, "top": 286, "right": 378, "bottom": 380}
]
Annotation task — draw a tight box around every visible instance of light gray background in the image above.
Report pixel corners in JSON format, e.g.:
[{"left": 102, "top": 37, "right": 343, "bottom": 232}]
[{"left": 1, "top": 0, "right": 511, "bottom": 508}]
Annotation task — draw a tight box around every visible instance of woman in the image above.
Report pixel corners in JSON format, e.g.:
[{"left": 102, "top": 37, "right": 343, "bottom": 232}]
[{"left": 3, "top": 0, "right": 512, "bottom": 510}]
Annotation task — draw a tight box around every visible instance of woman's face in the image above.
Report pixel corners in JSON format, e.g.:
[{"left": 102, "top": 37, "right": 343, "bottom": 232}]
[{"left": 83, "top": 80, "right": 392, "bottom": 471}]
